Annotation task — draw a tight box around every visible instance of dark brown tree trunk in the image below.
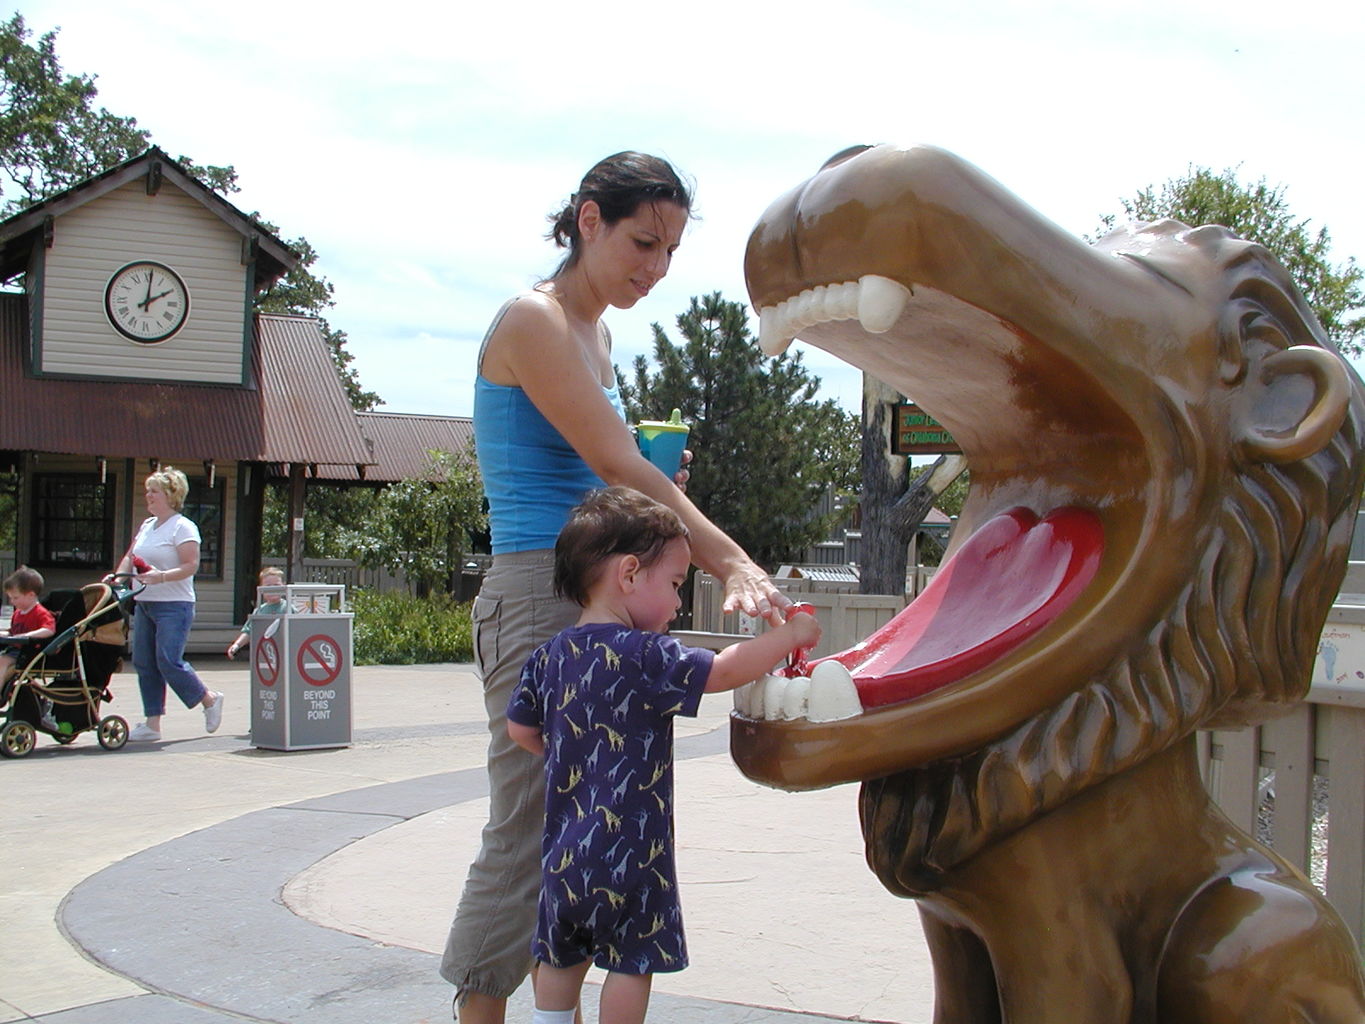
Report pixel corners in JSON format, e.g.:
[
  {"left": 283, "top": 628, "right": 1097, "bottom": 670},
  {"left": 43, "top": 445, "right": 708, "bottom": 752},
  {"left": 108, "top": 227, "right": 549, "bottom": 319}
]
[
  {"left": 859, "top": 374, "right": 969, "bottom": 596},
  {"left": 860, "top": 375, "right": 910, "bottom": 595}
]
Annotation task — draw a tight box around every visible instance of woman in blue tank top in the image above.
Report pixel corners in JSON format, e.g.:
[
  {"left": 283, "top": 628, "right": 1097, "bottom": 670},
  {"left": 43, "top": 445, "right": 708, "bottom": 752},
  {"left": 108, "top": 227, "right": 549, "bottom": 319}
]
[{"left": 442, "top": 152, "right": 790, "bottom": 1023}]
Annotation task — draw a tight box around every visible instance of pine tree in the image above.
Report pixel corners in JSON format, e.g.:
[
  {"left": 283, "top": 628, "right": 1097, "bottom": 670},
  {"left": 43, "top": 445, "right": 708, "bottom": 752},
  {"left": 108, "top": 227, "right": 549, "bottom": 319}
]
[{"left": 620, "top": 292, "right": 858, "bottom": 569}]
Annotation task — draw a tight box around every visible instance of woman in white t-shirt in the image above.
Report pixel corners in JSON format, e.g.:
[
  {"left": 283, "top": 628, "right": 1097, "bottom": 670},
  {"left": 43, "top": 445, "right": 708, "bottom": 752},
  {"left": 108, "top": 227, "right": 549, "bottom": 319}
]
[{"left": 111, "top": 466, "right": 223, "bottom": 743}]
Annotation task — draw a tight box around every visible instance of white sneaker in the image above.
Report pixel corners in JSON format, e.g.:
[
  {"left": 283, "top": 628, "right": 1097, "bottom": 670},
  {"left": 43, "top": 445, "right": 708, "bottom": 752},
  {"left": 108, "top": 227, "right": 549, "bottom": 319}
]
[
  {"left": 204, "top": 691, "right": 225, "bottom": 733},
  {"left": 129, "top": 722, "right": 162, "bottom": 742}
]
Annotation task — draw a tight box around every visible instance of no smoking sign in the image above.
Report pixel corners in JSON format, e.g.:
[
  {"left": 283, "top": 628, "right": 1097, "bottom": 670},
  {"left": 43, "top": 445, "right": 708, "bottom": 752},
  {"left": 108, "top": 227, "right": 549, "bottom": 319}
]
[
  {"left": 297, "top": 633, "right": 344, "bottom": 686},
  {"left": 255, "top": 635, "right": 280, "bottom": 686}
]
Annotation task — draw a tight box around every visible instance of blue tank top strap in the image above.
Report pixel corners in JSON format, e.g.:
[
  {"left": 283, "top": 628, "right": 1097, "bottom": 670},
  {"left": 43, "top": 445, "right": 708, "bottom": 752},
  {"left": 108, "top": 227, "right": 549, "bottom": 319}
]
[{"left": 476, "top": 296, "right": 523, "bottom": 374}]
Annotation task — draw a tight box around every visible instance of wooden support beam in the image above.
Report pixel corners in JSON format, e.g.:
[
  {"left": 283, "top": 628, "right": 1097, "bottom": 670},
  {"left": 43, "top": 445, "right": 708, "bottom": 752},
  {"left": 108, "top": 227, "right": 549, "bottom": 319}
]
[{"left": 287, "top": 463, "right": 306, "bottom": 584}]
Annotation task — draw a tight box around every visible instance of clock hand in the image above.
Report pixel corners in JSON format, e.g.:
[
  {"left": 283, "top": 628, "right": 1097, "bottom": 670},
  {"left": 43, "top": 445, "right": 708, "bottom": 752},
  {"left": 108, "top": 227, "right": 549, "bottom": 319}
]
[
  {"left": 141, "top": 272, "right": 154, "bottom": 311},
  {"left": 144, "top": 288, "right": 175, "bottom": 308}
]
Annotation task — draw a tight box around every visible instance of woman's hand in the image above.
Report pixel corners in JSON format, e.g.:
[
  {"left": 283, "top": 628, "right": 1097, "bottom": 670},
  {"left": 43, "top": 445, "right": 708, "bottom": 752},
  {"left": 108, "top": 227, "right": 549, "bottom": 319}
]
[{"left": 720, "top": 559, "right": 790, "bottom": 628}]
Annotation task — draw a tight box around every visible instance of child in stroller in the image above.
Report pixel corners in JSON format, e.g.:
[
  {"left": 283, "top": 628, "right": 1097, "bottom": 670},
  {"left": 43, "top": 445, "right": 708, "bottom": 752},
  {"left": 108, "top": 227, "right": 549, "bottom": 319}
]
[
  {"left": 1, "top": 566, "right": 57, "bottom": 709},
  {"left": 0, "top": 573, "right": 140, "bottom": 758}
]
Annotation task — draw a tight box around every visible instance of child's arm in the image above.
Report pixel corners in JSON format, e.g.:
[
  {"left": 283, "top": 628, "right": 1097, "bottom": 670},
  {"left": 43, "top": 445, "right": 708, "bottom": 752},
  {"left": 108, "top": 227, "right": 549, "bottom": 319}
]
[
  {"left": 12, "top": 610, "right": 56, "bottom": 642},
  {"left": 704, "top": 611, "right": 821, "bottom": 693},
  {"left": 226, "top": 630, "right": 250, "bottom": 659},
  {"left": 507, "top": 720, "right": 545, "bottom": 756},
  {"left": 6, "top": 626, "right": 54, "bottom": 641}
]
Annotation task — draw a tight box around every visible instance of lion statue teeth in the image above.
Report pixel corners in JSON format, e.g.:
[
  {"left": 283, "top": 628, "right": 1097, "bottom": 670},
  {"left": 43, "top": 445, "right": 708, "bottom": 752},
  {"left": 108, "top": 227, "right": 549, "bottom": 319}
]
[{"left": 734, "top": 143, "right": 1365, "bottom": 1024}]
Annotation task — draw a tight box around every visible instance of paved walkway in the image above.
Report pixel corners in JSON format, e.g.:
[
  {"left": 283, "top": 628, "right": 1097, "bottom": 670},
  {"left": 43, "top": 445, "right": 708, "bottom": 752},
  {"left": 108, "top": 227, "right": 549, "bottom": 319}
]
[{"left": 0, "top": 661, "right": 935, "bottom": 1023}]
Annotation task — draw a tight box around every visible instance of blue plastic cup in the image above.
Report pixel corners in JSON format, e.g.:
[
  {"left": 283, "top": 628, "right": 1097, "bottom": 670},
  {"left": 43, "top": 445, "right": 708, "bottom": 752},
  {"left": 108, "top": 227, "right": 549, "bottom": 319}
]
[{"left": 636, "top": 409, "right": 690, "bottom": 478}]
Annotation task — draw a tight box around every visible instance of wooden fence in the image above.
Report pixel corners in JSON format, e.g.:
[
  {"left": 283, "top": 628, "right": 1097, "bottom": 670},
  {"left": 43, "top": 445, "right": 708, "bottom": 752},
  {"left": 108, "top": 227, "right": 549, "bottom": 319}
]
[
  {"left": 1201, "top": 686, "right": 1365, "bottom": 944},
  {"left": 263, "top": 557, "right": 405, "bottom": 591},
  {"left": 690, "top": 570, "right": 1365, "bottom": 947},
  {"left": 690, "top": 570, "right": 929, "bottom": 660},
  {"left": 262, "top": 557, "right": 490, "bottom": 600}
]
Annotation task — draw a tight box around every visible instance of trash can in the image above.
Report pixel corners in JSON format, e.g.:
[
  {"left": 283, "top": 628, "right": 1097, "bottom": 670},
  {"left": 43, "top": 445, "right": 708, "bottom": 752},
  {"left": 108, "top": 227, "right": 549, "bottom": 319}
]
[{"left": 249, "top": 584, "right": 353, "bottom": 751}]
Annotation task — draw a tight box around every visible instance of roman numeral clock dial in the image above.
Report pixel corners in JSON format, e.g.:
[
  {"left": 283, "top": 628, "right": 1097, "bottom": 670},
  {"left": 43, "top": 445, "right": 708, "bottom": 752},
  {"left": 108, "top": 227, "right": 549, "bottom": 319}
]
[{"left": 104, "top": 260, "right": 190, "bottom": 343}]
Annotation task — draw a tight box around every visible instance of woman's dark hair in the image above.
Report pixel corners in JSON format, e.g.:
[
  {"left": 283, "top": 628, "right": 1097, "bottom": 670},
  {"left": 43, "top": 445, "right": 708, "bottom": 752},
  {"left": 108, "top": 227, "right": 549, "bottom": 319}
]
[
  {"left": 546, "top": 152, "right": 694, "bottom": 275},
  {"left": 554, "top": 486, "right": 689, "bottom": 606}
]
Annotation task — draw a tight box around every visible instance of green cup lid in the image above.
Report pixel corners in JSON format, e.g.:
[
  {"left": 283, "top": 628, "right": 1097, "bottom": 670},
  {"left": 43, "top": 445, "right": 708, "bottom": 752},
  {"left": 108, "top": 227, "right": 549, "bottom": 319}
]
[{"left": 638, "top": 408, "right": 688, "bottom": 432}]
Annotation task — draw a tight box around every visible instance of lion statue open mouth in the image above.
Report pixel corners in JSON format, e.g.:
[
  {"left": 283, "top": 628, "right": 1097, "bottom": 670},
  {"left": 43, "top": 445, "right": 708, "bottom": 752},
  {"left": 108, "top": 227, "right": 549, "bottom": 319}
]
[{"left": 732, "top": 144, "right": 1365, "bottom": 1024}]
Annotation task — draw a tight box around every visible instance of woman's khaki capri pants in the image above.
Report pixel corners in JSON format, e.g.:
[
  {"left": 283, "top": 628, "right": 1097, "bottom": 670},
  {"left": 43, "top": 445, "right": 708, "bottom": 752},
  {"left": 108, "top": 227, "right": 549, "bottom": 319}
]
[{"left": 440, "top": 549, "right": 578, "bottom": 1004}]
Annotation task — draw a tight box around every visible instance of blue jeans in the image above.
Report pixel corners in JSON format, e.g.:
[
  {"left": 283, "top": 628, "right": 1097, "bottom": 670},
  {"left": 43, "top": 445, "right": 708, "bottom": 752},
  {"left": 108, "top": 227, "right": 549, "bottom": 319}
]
[{"left": 133, "top": 601, "right": 206, "bottom": 717}]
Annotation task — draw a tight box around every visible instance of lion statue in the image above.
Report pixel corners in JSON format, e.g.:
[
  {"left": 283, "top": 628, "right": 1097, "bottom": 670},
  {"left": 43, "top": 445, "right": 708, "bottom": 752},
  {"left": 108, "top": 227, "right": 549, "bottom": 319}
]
[{"left": 731, "top": 143, "right": 1365, "bottom": 1023}]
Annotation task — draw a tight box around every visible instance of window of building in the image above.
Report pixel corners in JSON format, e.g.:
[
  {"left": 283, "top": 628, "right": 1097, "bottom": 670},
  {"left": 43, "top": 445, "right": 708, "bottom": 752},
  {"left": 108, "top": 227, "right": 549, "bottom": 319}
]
[
  {"left": 184, "top": 480, "right": 223, "bottom": 581},
  {"left": 30, "top": 474, "right": 114, "bottom": 569},
  {"left": 185, "top": 478, "right": 224, "bottom": 579}
]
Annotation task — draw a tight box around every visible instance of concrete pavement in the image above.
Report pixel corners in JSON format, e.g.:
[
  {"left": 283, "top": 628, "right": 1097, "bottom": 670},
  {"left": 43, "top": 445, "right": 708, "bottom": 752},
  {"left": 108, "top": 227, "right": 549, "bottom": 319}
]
[{"left": 0, "top": 660, "right": 935, "bottom": 1023}]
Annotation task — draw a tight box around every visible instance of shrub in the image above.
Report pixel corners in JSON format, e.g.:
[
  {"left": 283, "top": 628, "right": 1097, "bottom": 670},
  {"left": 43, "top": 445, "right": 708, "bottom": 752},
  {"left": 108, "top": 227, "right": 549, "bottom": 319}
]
[{"left": 351, "top": 589, "right": 473, "bottom": 665}]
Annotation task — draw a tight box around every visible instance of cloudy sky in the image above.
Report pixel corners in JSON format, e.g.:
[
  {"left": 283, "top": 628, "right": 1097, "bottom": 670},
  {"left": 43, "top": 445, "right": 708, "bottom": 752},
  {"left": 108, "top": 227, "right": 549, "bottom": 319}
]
[{"left": 16, "top": 0, "right": 1364, "bottom": 416}]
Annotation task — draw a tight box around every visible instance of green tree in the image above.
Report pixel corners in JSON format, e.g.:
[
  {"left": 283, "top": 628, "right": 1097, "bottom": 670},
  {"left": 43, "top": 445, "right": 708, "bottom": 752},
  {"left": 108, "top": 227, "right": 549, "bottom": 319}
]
[
  {"left": 620, "top": 292, "right": 859, "bottom": 569},
  {"left": 0, "top": 13, "right": 145, "bottom": 210},
  {"left": 253, "top": 232, "right": 380, "bottom": 411},
  {"left": 342, "top": 448, "right": 486, "bottom": 596},
  {"left": 0, "top": 15, "right": 378, "bottom": 408},
  {"left": 0, "top": 468, "right": 16, "bottom": 557},
  {"left": 923, "top": 462, "right": 968, "bottom": 520},
  {"left": 1098, "top": 166, "right": 1363, "bottom": 356},
  {"left": 0, "top": 15, "right": 236, "bottom": 213},
  {"left": 261, "top": 484, "right": 381, "bottom": 560}
]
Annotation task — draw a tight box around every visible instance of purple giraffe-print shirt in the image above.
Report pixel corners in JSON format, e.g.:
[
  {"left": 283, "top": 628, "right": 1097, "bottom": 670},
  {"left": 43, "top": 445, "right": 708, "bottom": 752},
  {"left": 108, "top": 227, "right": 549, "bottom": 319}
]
[{"left": 508, "top": 621, "right": 713, "bottom": 973}]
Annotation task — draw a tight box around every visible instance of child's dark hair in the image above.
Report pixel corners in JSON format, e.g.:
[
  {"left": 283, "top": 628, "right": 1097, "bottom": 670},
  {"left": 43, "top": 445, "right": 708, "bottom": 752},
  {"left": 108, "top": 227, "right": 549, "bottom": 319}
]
[
  {"left": 3, "top": 565, "right": 43, "bottom": 595},
  {"left": 546, "top": 152, "right": 694, "bottom": 276},
  {"left": 554, "top": 487, "right": 689, "bottom": 606}
]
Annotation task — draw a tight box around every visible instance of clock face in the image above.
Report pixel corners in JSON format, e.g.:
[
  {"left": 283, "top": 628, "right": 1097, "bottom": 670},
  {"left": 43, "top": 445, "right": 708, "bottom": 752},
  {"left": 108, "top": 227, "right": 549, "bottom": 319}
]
[{"left": 104, "top": 261, "right": 190, "bottom": 343}]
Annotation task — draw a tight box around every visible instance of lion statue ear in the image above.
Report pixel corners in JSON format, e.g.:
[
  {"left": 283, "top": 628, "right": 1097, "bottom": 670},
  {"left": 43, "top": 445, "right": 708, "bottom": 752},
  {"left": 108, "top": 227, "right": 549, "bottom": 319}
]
[{"left": 1237, "top": 345, "right": 1350, "bottom": 464}]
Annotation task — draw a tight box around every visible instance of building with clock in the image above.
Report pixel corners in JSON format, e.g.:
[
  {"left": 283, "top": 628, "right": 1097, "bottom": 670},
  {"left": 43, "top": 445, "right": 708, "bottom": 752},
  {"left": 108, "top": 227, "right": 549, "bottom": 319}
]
[{"left": 0, "top": 148, "right": 468, "bottom": 651}]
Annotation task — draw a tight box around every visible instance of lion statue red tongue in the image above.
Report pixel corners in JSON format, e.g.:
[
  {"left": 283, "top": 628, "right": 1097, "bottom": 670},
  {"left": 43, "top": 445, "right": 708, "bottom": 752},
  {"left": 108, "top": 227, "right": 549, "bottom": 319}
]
[
  {"left": 823, "top": 507, "right": 1102, "bottom": 708},
  {"left": 733, "top": 142, "right": 1365, "bottom": 1023}
]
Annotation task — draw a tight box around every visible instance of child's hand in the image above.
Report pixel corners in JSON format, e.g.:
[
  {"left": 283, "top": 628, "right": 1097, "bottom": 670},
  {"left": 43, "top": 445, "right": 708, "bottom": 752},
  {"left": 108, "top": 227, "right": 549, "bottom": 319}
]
[{"left": 785, "top": 607, "right": 822, "bottom": 650}]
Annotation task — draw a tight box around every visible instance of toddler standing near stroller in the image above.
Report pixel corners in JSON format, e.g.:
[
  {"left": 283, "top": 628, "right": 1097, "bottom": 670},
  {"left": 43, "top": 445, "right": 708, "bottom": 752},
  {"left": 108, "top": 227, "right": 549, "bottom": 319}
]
[{"left": 507, "top": 487, "right": 820, "bottom": 1024}]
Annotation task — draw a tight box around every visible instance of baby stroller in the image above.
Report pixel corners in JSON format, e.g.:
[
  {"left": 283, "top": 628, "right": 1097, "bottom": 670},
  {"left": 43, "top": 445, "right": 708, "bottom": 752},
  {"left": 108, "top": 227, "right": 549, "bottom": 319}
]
[{"left": 0, "top": 575, "right": 142, "bottom": 758}]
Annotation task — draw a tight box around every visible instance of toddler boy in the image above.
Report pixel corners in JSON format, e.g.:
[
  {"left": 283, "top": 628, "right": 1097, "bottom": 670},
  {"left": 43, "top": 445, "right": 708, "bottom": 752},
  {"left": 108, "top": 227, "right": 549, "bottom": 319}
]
[{"left": 507, "top": 486, "right": 820, "bottom": 1024}]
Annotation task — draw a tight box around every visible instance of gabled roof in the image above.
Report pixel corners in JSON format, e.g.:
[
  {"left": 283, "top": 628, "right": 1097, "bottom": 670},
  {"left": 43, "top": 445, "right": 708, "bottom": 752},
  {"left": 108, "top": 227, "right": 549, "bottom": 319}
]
[
  {"left": 0, "top": 147, "right": 298, "bottom": 289},
  {"left": 0, "top": 294, "right": 373, "bottom": 468},
  {"left": 317, "top": 411, "right": 475, "bottom": 483}
]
